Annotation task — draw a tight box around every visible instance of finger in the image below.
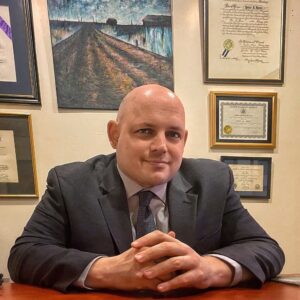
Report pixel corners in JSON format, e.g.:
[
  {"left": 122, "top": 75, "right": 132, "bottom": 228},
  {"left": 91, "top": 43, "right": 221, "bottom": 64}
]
[
  {"left": 141, "top": 255, "right": 193, "bottom": 279},
  {"left": 157, "top": 270, "right": 202, "bottom": 292},
  {"left": 131, "top": 230, "right": 176, "bottom": 248},
  {"left": 132, "top": 277, "right": 163, "bottom": 291},
  {"left": 134, "top": 241, "right": 187, "bottom": 263},
  {"left": 167, "top": 231, "right": 176, "bottom": 238}
]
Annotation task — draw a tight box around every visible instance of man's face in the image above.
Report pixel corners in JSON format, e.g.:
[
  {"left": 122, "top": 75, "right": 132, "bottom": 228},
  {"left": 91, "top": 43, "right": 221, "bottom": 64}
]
[{"left": 110, "top": 90, "right": 187, "bottom": 187}]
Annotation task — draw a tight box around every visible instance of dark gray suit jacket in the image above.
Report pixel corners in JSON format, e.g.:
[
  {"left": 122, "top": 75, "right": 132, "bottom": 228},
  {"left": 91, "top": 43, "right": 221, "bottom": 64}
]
[{"left": 8, "top": 153, "right": 284, "bottom": 291}]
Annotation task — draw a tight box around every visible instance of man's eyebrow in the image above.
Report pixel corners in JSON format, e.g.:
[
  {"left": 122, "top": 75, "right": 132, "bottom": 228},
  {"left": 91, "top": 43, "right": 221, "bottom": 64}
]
[
  {"left": 135, "top": 123, "right": 184, "bottom": 130},
  {"left": 172, "top": 126, "right": 185, "bottom": 130},
  {"left": 167, "top": 126, "right": 185, "bottom": 131}
]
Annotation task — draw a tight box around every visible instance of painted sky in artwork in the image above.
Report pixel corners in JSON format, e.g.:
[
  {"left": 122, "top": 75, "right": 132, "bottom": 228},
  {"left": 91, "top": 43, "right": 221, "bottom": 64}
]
[{"left": 48, "top": 0, "right": 171, "bottom": 25}]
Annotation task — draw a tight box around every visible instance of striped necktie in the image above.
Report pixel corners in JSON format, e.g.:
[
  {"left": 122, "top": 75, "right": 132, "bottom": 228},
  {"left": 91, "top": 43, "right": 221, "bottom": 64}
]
[{"left": 136, "top": 190, "right": 156, "bottom": 238}]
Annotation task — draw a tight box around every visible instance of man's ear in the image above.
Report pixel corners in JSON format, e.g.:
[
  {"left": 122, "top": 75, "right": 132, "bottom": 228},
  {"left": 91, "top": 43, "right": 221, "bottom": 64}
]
[
  {"left": 183, "top": 130, "right": 188, "bottom": 146},
  {"left": 107, "top": 120, "right": 119, "bottom": 149}
]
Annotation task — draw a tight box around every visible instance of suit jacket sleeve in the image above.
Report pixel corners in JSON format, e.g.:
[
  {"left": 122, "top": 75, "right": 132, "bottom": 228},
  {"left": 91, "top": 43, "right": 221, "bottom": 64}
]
[
  {"left": 206, "top": 165, "right": 285, "bottom": 284},
  {"left": 8, "top": 167, "right": 100, "bottom": 292}
]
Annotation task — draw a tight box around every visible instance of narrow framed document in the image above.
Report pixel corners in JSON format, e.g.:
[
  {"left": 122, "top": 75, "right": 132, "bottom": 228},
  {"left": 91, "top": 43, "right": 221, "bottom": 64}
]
[
  {"left": 209, "top": 91, "right": 277, "bottom": 149},
  {"left": 221, "top": 156, "right": 272, "bottom": 199},
  {"left": 0, "top": 113, "right": 38, "bottom": 198},
  {"left": 0, "top": 0, "right": 40, "bottom": 104},
  {"left": 203, "top": 0, "right": 286, "bottom": 84}
]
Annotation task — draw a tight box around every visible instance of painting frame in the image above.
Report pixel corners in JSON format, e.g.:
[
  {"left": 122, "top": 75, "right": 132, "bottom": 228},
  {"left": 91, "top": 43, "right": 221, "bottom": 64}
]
[
  {"left": 209, "top": 91, "right": 277, "bottom": 149},
  {"left": 47, "top": 0, "right": 173, "bottom": 110},
  {"left": 221, "top": 156, "right": 272, "bottom": 199},
  {"left": 0, "top": 0, "right": 40, "bottom": 104},
  {"left": 203, "top": 0, "right": 286, "bottom": 85},
  {"left": 0, "top": 113, "right": 38, "bottom": 198}
]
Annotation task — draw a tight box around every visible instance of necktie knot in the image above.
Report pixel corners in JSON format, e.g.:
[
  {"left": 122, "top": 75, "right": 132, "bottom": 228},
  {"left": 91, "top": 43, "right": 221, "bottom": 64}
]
[{"left": 138, "top": 190, "right": 154, "bottom": 207}]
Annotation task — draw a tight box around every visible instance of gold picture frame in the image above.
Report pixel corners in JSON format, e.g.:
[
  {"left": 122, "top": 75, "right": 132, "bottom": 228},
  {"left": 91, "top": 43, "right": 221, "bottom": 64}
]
[
  {"left": 0, "top": 113, "right": 38, "bottom": 198},
  {"left": 210, "top": 91, "right": 277, "bottom": 149}
]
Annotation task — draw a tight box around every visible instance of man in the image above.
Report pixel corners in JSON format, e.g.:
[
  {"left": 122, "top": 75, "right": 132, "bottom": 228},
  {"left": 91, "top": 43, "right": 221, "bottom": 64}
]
[{"left": 8, "top": 84, "right": 284, "bottom": 293}]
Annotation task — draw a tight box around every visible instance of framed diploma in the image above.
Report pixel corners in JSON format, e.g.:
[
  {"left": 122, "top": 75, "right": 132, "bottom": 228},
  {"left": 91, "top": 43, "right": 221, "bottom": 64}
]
[
  {"left": 221, "top": 156, "right": 272, "bottom": 199},
  {"left": 0, "top": 0, "right": 40, "bottom": 104},
  {"left": 203, "top": 0, "right": 286, "bottom": 84},
  {"left": 209, "top": 91, "right": 277, "bottom": 149},
  {"left": 0, "top": 113, "right": 38, "bottom": 198}
]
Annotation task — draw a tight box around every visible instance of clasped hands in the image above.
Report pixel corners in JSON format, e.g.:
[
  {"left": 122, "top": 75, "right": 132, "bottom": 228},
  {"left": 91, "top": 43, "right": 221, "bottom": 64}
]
[{"left": 85, "top": 230, "right": 233, "bottom": 292}]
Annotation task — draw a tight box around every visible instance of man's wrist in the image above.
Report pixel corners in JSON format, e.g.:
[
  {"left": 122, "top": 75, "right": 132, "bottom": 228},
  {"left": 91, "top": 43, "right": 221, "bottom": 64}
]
[
  {"left": 208, "top": 254, "right": 242, "bottom": 286},
  {"left": 73, "top": 256, "right": 103, "bottom": 289}
]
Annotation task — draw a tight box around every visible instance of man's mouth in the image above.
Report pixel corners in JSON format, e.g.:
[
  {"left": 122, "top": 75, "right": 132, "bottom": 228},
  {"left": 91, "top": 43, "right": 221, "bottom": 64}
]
[{"left": 147, "top": 160, "right": 169, "bottom": 165}]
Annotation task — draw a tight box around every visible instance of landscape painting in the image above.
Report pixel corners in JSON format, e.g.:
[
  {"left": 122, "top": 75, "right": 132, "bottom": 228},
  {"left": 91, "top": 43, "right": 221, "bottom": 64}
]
[{"left": 47, "top": 0, "right": 173, "bottom": 109}]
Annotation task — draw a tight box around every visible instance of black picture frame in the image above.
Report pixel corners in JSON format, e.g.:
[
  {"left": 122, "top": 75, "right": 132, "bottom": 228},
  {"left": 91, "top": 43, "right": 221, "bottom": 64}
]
[
  {"left": 0, "top": 0, "right": 40, "bottom": 104},
  {"left": 221, "top": 156, "right": 272, "bottom": 199},
  {"left": 210, "top": 91, "right": 277, "bottom": 149},
  {"left": 0, "top": 113, "right": 38, "bottom": 198},
  {"left": 203, "top": 0, "right": 286, "bottom": 85}
]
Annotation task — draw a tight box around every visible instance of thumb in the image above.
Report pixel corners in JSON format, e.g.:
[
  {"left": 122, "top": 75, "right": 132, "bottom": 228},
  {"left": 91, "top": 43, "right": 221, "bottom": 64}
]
[{"left": 167, "top": 231, "right": 176, "bottom": 238}]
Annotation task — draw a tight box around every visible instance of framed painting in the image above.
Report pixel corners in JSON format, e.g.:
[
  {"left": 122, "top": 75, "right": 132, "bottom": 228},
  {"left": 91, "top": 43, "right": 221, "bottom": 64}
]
[
  {"left": 210, "top": 91, "right": 277, "bottom": 149},
  {"left": 0, "top": 0, "right": 40, "bottom": 104},
  {"left": 221, "top": 156, "right": 272, "bottom": 199},
  {"left": 47, "top": 0, "right": 173, "bottom": 109},
  {"left": 203, "top": 0, "right": 286, "bottom": 84},
  {"left": 0, "top": 113, "right": 38, "bottom": 198}
]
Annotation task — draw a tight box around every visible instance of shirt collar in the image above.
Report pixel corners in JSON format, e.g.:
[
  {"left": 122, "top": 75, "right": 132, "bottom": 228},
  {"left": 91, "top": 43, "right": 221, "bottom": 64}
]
[{"left": 117, "top": 165, "right": 167, "bottom": 202}]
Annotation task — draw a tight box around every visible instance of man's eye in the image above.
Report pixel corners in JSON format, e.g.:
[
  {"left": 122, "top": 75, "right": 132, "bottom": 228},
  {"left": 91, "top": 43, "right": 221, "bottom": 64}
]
[
  {"left": 137, "top": 128, "right": 152, "bottom": 135},
  {"left": 167, "top": 131, "right": 181, "bottom": 139}
]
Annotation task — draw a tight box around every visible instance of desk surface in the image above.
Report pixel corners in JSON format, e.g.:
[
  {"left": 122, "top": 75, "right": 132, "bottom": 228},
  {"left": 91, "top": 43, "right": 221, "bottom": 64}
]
[{"left": 0, "top": 282, "right": 299, "bottom": 300}]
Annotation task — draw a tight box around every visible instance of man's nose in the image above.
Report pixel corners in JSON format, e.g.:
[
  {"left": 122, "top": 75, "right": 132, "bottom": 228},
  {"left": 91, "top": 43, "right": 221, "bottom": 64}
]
[{"left": 150, "top": 133, "right": 167, "bottom": 152}]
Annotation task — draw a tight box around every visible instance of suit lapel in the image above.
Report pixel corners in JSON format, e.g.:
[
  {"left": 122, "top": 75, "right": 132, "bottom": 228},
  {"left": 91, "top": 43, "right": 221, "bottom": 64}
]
[
  {"left": 96, "top": 160, "right": 133, "bottom": 253},
  {"left": 167, "top": 173, "right": 198, "bottom": 247}
]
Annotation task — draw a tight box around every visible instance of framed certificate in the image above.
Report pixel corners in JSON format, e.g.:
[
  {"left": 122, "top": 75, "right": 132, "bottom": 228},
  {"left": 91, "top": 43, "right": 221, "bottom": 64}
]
[
  {"left": 0, "top": 0, "right": 40, "bottom": 104},
  {"left": 203, "top": 0, "right": 286, "bottom": 84},
  {"left": 221, "top": 156, "right": 272, "bottom": 199},
  {"left": 0, "top": 113, "right": 38, "bottom": 198},
  {"left": 209, "top": 91, "right": 277, "bottom": 149}
]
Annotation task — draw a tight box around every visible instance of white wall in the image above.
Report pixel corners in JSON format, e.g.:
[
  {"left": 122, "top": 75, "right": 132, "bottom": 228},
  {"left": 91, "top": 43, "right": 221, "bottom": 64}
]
[{"left": 0, "top": 0, "right": 299, "bottom": 278}]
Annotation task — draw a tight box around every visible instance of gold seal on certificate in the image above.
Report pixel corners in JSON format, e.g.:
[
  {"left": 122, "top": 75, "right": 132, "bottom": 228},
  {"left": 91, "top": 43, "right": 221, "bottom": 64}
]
[
  {"left": 224, "top": 39, "right": 234, "bottom": 51},
  {"left": 222, "top": 39, "right": 234, "bottom": 57},
  {"left": 255, "top": 184, "right": 261, "bottom": 190},
  {"left": 223, "top": 125, "right": 232, "bottom": 135}
]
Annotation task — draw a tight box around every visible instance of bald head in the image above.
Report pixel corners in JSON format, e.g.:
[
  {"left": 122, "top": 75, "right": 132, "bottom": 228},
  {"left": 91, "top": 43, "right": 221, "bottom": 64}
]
[{"left": 117, "top": 84, "right": 185, "bottom": 124}]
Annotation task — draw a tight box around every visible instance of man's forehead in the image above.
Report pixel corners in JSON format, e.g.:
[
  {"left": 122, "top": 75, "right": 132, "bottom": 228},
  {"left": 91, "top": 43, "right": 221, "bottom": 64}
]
[
  {"left": 132, "top": 97, "right": 184, "bottom": 114},
  {"left": 118, "top": 88, "right": 185, "bottom": 123}
]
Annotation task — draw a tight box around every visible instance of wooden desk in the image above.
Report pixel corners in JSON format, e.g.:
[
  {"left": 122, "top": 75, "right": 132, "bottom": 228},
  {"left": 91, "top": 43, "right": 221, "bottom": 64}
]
[{"left": 0, "top": 282, "right": 299, "bottom": 300}]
